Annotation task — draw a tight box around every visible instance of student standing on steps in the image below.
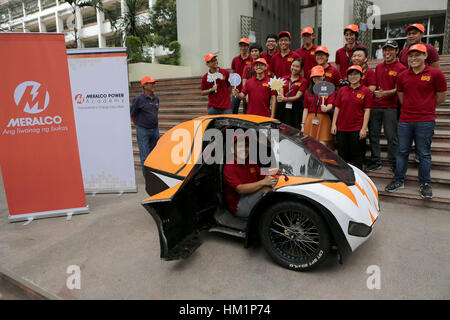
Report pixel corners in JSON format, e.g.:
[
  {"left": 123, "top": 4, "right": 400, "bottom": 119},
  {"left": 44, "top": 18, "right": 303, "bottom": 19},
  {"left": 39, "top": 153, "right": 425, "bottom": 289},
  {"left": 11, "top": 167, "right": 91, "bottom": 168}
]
[
  {"left": 385, "top": 44, "right": 447, "bottom": 199},
  {"left": 367, "top": 40, "right": 406, "bottom": 173},
  {"left": 201, "top": 53, "right": 232, "bottom": 115}
]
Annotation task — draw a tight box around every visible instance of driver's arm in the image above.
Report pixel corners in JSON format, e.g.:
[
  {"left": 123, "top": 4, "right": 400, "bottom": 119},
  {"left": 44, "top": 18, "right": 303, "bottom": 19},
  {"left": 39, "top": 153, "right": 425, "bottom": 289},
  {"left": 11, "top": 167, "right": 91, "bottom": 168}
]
[{"left": 236, "top": 175, "right": 277, "bottom": 195}]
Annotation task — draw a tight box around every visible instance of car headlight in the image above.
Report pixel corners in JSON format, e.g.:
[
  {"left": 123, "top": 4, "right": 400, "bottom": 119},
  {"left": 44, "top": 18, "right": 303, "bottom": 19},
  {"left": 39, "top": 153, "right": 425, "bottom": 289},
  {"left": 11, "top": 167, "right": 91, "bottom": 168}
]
[{"left": 348, "top": 221, "right": 372, "bottom": 237}]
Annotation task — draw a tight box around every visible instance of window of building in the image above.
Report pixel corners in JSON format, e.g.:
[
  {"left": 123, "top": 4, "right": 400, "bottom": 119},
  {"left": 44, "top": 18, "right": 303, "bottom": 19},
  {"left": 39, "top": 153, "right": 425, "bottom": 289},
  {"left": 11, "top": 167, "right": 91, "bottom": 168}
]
[{"left": 371, "top": 14, "right": 446, "bottom": 57}]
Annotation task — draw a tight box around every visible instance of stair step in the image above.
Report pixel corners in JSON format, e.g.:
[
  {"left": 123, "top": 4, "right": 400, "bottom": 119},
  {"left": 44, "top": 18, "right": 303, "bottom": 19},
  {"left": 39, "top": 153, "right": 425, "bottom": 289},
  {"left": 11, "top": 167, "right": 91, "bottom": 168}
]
[
  {"left": 373, "top": 177, "right": 450, "bottom": 211},
  {"left": 366, "top": 165, "right": 450, "bottom": 186}
]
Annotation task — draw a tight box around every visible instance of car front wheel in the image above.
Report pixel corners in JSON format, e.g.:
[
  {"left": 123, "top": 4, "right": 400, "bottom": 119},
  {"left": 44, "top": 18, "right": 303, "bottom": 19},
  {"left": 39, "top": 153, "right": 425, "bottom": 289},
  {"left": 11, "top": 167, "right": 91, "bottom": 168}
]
[{"left": 259, "top": 201, "right": 330, "bottom": 271}]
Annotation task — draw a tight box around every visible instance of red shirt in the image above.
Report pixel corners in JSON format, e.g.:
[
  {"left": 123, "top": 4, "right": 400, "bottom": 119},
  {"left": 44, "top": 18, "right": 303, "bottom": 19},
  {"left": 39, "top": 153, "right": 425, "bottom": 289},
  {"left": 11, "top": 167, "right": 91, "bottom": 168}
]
[
  {"left": 295, "top": 44, "right": 318, "bottom": 79},
  {"left": 323, "top": 64, "right": 342, "bottom": 88},
  {"left": 398, "top": 43, "right": 440, "bottom": 68},
  {"left": 373, "top": 60, "right": 407, "bottom": 108},
  {"left": 242, "top": 76, "right": 277, "bottom": 117},
  {"left": 223, "top": 162, "right": 264, "bottom": 213},
  {"left": 270, "top": 50, "right": 301, "bottom": 78},
  {"left": 335, "top": 43, "right": 367, "bottom": 79},
  {"left": 261, "top": 50, "right": 279, "bottom": 69},
  {"left": 396, "top": 65, "right": 447, "bottom": 122},
  {"left": 304, "top": 91, "right": 336, "bottom": 114},
  {"left": 231, "top": 54, "right": 253, "bottom": 90},
  {"left": 281, "top": 75, "right": 308, "bottom": 98},
  {"left": 361, "top": 67, "right": 376, "bottom": 88},
  {"left": 201, "top": 68, "right": 231, "bottom": 110},
  {"left": 335, "top": 85, "right": 372, "bottom": 131}
]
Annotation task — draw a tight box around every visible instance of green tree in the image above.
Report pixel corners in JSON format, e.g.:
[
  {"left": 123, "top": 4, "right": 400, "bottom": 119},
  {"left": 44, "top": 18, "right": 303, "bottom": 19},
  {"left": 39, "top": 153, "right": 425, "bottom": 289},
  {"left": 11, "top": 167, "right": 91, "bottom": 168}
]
[
  {"left": 109, "top": 0, "right": 150, "bottom": 44},
  {"left": 146, "top": 0, "right": 179, "bottom": 65},
  {"left": 146, "top": 0, "right": 177, "bottom": 48}
]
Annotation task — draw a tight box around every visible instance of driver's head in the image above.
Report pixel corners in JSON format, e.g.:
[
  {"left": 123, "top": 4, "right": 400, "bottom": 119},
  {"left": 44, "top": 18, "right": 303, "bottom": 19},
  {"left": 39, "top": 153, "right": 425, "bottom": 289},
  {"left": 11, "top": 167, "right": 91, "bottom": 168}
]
[{"left": 233, "top": 135, "right": 250, "bottom": 163}]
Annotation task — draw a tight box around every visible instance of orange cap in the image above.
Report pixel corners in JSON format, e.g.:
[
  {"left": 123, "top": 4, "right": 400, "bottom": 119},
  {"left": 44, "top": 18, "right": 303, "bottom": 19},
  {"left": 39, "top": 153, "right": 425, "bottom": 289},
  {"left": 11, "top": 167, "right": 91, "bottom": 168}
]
[
  {"left": 346, "top": 65, "right": 363, "bottom": 74},
  {"left": 204, "top": 53, "right": 217, "bottom": 63},
  {"left": 315, "top": 46, "right": 329, "bottom": 55},
  {"left": 278, "top": 31, "right": 291, "bottom": 40},
  {"left": 406, "top": 23, "right": 425, "bottom": 33},
  {"left": 310, "top": 65, "right": 325, "bottom": 77},
  {"left": 253, "top": 58, "right": 268, "bottom": 66},
  {"left": 239, "top": 38, "right": 250, "bottom": 45},
  {"left": 140, "top": 76, "right": 158, "bottom": 87},
  {"left": 301, "top": 26, "right": 314, "bottom": 35},
  {"left": 344, "top": 24, "right": 359, "bottom": 33},
  {"left": 406, "top": 43, "right": 427, "bottom": 55}
]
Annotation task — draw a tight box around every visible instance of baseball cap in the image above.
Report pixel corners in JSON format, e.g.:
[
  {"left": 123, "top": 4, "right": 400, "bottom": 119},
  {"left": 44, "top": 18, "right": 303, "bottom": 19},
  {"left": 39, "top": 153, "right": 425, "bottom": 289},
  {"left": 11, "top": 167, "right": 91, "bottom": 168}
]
[
  {"left": 310, "top": 65, "right": 325, "bottom": 77},
  {"left": 253, "top": 58, "right": 268, "bottom": 66},
  {"left": 344, "top": 24, "right": 359, "bottom": 33},
  {"left": 278, "top": 31, "right": 291, "bottom": 40},
  {"left": 204, "top": 53, "right": 217, "bottom": 63},
  {"left": 301, "top": 27, "right": 314, "bottom": 35},
  {"left": 239, "top": 38, "right": 250, "bottom": 45},
  {"left": 382, "top": 40, "right": 399, "bottom": 49},
  {"left": 346, "top": 65, "right": 363, "bottom": 75},
  {"left": 140, "top": 76, "right": 158, "bottom": 87},
  {"left": 406, "top": 43, "right": 427, "bottom": 55},
  {"left": 315, "top": 46, "right": 329, "bottom": 55},
  {"left": 406, "top": 23, "right": 425, "bottom": 33}
]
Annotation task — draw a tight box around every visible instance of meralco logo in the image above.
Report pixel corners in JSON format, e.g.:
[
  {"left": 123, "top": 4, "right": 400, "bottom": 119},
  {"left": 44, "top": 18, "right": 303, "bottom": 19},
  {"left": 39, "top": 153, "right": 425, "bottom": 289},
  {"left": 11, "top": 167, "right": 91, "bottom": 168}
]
[
  {"left": 14, "top": 81, "right": 50, "bottom": 114},
  {"left": 7, "top": 81, "right": 62, "bottom": 128}
]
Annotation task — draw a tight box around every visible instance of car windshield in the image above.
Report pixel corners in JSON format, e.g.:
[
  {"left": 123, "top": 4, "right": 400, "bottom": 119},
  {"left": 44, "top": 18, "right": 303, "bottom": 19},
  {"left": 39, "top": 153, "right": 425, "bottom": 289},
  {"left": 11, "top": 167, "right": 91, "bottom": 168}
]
[{"left": 269, "top": 123, "right": 355, "bottom": 185}]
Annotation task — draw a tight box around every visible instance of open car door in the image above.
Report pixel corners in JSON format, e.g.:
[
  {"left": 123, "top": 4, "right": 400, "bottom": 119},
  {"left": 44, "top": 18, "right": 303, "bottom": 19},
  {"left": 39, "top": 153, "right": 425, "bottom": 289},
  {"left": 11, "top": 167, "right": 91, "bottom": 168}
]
[{"left": 141, "top": 118, "right": 217, "bottom": 260}]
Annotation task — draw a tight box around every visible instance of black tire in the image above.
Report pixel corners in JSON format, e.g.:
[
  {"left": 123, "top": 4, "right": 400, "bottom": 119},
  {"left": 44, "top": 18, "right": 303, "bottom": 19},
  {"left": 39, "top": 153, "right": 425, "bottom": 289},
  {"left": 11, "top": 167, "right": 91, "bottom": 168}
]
[{"left": 259, "top": 201, "right": 330, "bottom": 271}]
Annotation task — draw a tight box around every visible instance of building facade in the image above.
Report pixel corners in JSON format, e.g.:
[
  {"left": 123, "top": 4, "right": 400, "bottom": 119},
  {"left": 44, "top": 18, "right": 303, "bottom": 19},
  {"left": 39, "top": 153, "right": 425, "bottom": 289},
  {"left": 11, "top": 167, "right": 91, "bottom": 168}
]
[
  {"left": 0, "top": 0, "right": 156, "bottom": 48},
  {"left": 302, "top": 0, "right": 449, "bottom": 59}
]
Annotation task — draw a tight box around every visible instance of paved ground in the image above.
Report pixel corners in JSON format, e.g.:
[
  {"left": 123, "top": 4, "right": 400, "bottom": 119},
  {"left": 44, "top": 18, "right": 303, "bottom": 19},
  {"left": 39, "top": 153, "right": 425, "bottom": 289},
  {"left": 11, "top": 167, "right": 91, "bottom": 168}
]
[{"left": 0, "top": 169, "right": 449, "bottom": 300}]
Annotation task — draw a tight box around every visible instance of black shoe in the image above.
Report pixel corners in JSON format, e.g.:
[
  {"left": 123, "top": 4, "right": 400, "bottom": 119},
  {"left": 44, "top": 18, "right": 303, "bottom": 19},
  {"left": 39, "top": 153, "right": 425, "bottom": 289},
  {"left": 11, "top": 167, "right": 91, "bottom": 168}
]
[
  {"left": 385, "top": 180, "right": 404, "bottom": 192},
  {"left": 419, "top": 183, "right": 433, "bottom": 199},
  {"left": 366, "top": 162, "right": 382, "bottom": 172}
]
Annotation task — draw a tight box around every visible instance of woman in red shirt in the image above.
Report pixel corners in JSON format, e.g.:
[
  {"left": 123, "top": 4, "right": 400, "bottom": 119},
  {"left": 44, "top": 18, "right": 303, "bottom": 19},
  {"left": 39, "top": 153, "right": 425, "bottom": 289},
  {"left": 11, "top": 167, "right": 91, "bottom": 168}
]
[
  {"left": 301, "top": 65, "right": 336, "bottom": 149},
  {"left": 331, "top": 65, "right": 372, "bottom": 170},
  {"left": 275, "top": 58, "right": 308, "bottom": 129}
]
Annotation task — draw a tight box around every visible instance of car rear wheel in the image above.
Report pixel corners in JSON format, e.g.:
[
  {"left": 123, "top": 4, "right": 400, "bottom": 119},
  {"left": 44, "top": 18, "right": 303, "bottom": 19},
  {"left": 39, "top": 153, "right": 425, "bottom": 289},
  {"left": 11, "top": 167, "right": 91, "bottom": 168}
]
[{"left": 259, "top": 201, "right": 330, "bottom": 271}]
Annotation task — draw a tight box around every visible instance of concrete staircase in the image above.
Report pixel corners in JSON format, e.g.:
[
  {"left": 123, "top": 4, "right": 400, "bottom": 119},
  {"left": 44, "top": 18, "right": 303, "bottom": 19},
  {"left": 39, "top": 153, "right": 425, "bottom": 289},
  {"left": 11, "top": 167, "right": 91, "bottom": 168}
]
[{"left": 129, "top": 56, "right": 450, "bottom": 210}]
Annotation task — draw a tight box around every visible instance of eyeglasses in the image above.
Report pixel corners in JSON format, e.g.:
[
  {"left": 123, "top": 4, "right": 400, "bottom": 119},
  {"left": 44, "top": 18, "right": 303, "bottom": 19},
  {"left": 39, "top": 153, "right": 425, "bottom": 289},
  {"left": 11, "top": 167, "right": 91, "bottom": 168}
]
[{"left": 266, "top": 40, "right": 277, "bottom": 43}]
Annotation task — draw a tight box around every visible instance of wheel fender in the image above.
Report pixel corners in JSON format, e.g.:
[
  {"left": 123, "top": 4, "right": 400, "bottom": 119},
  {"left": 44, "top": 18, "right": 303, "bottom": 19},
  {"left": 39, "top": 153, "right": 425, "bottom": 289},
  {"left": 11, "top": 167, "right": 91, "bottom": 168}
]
[{"left": 246, "top": 191, "right": 352, "bottom": 262}]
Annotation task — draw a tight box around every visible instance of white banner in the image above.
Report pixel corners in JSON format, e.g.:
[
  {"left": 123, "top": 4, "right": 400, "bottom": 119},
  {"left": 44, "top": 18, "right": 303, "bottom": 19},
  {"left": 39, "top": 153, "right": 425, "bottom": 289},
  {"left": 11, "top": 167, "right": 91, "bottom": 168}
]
[{"left": 67, "top": 48, "right": 137, "bottom": 194}]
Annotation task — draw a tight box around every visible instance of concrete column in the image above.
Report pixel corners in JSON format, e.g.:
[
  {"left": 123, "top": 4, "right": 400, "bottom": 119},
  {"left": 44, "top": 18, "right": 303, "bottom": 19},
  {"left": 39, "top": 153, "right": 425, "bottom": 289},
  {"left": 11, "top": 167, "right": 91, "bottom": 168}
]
[
  {"left": 177, "top": 0, "right": 252, "bottom": 76},
  {"left": 56, "top": 12, "right": 64, "bottom": 33},
  {"left": 321, "top": 0, "right": 353, "bottom": 62},
  {"left": 22, "top": 2, "right": 26, "bottom": 17},
  {"left": 38, "top": 16, "right": 46, "bottom": 32},
  {"left": 75, "top": 6, "right": 83, "bottom": 47},
  {"left": 96, "top": 8, "right": 106, "bottom": 48},
  {"left": 38, "top": 0, "right": 42, "bottom": 12}
]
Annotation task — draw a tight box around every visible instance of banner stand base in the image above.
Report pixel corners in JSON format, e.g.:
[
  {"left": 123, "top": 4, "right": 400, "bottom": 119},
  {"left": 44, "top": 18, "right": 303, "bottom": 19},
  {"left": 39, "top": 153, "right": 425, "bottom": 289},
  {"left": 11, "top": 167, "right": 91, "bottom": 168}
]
[
  {"left": 85, "top": 187, "right": 138, "bottom": 196},
  {"left": 9, "top": 206, "right": 90, "bottom": 223}
]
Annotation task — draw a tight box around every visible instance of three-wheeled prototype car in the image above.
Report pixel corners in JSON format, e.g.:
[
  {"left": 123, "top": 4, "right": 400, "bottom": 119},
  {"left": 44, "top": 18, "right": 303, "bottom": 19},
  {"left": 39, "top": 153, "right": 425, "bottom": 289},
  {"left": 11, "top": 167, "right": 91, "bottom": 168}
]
[{"left": 141, "top": 115, "right": 379, "bottom": 271}]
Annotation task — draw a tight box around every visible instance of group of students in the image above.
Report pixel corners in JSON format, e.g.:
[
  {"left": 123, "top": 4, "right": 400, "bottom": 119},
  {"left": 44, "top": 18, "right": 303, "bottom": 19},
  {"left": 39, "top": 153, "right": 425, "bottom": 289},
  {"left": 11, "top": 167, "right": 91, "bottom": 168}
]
[{"left": 200, "top": 23, "right": 447, "bottom": 200}]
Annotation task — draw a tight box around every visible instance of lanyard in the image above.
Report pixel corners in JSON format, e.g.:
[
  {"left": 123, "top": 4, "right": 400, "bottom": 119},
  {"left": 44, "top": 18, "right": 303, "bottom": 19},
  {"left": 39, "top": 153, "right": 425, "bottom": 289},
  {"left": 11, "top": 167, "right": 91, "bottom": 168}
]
[{"left": 313, "top": 94, "right": 321, "bottom": 117}]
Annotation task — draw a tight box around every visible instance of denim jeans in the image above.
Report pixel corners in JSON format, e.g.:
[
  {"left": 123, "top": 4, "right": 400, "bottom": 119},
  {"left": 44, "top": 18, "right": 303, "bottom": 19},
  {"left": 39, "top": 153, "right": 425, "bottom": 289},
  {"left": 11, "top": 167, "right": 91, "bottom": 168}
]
[
  {"left": 136, "top": 125, "right": 160, "bottom": 177},
  {"left": 395, "top": 121, "right": 435, "bottom": 184},
  {"left": 231, "top": 95, "right": 247, "bottom": 114},
  {"left": 369, "top": 108, "right": 398, "bottom": 165},
  {"left": 208, "top": 107, "right": 233, "bottom": 115}
]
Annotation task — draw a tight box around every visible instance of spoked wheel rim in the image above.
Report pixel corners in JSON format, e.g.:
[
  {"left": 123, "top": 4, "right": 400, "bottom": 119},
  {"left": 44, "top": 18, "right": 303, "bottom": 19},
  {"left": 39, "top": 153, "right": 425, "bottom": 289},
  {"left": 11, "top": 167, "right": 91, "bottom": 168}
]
[{"left": 269, "top": 210, "right": 321, "bottom": 261}]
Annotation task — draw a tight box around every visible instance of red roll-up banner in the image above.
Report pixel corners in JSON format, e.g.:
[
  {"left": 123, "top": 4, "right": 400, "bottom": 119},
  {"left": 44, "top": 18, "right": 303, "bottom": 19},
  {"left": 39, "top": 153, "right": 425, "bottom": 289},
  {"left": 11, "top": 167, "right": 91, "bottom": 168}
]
[{"left": 0, "top": 33, "right": 89, "bottom": 222}]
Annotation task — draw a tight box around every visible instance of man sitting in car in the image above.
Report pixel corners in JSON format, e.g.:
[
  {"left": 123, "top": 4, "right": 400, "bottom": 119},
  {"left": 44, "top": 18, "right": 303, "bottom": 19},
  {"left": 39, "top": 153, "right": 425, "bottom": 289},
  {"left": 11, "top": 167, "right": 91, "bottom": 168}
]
[{"left": 223, "top": 135, "right": 277, "bottom": 218}]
